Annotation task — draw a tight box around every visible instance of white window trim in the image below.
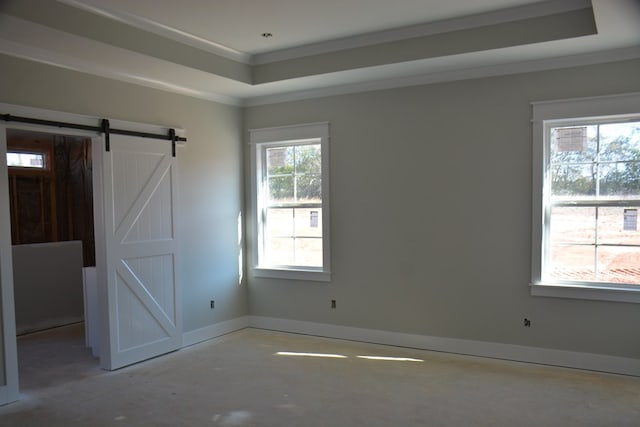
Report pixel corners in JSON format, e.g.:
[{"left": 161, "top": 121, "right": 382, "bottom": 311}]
[
  {"left": 249, "top": 122, "right": 331, "bottom": 282},
  {"left": 531, "top": 92, "right": 640, "bottom": 303}
]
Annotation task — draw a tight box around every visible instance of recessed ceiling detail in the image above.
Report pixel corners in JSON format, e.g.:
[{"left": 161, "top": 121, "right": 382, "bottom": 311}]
[{"left": 0, "top": 0, "right": 638, "bottom": 106}]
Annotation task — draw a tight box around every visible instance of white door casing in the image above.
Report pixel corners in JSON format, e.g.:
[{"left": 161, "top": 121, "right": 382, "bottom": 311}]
[
  {"left": 0, "top": 124, "right": 19, "bottom": 404},
  {"left": 101, "top": 134, "right": 181, "bottom": 370}
]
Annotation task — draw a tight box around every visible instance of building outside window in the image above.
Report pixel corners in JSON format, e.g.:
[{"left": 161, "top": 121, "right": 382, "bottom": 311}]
[{"left": 249, "top": 123, "right": 330, "bottom": 282}]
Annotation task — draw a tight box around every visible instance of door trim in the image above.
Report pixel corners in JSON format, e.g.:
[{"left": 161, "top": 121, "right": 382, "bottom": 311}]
[{"left": 0, "top": 125, "right": 19, "bottom": 405}]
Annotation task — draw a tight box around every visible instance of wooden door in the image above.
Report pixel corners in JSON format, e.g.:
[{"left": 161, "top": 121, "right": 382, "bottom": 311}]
[{"left": 101, "top": 134, "right": 181, "bottom": 370}]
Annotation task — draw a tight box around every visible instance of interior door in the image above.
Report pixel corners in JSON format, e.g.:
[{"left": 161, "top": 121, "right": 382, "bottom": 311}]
[{"left": 101, "top": 134, "right": 181, "bottom": 370}]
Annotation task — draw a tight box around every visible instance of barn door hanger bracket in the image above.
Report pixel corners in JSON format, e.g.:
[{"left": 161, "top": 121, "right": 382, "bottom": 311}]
[
  {"left": 101, "top": 119, "right": 110, "bottom": 152},
  {"left": 169, "top": 128, "right": 176, "bottom": 157}
]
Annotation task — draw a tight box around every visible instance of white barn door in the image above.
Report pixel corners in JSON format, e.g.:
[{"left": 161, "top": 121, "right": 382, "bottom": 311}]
[{"left": 101, "top": 134, "right": 181, "bottom": 370}]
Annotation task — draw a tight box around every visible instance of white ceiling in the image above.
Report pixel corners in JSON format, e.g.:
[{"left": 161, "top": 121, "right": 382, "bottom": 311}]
[{"left": 0, "top": 0, "right": 639, "bottom": 106}]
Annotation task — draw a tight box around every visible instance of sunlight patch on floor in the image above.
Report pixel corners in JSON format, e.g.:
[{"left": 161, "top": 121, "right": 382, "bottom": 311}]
[
  {"left": 357, "top": 355, "right": 423, "bottom": 362},
  {"left": 276, "top": 351, "right": 423, "bottom": 362},
  {"left": 276, "top": 351, "right": 347, "bottom": 358}
]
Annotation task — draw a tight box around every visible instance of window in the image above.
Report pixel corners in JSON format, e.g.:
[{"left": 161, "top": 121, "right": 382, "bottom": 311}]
[
  {"left": 7, "top": 151, "right": 46, "bottom": 169},
  {"left": 250, "top": 123, "right": 330, "bottom": 281},
  {"left": 531, "top": 93, "right": 640, "bottom": 303}
]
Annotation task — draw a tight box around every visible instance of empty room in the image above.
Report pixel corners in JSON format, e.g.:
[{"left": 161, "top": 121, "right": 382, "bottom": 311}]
[{"left": 0, "top": 0, "right": 639, "bottom": 425}]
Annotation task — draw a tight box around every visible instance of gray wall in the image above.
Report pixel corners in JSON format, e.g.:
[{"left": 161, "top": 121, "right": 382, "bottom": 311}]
[
  {"left": 0, "top": 54, "right": 247, "bottom": 333},
  {"left": 12, "top": 241, "right": 84, "bottom": 334},
  {"left": 1, "top": 50, "right": 639, "bottom": 367},
  {"left": 244, "top": 58, "right": 640, "bottom": 359}
]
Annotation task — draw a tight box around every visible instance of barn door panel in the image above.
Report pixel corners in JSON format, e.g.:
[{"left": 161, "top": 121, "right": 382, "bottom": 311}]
[{"left": 102, "top": 135, "right": 180, "bottom": 370}]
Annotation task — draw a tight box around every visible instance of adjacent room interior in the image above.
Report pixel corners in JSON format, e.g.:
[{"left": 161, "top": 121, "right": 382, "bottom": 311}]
[
  {"left": 0, "top": 0, "right": 639, "bottom": 425},
  {"left": 6, "top": 129, "right": 100, "bottom": 389}
]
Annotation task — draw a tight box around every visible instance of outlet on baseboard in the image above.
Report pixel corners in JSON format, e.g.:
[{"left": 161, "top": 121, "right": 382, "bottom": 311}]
[
  {"left": 331, "top": 299, "right": 336, "bottom": 309},
  {"left": 210, "top": 300, "right": 215, "bottom": 309}
]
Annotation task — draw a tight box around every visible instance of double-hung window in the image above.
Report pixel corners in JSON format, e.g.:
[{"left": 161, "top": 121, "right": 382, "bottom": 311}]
[
  {"left": 250, "top": 123, "right": 330, "bottom": 281},
  {"left": 531, "top": 93, "right": 640, "bottom": 303}
]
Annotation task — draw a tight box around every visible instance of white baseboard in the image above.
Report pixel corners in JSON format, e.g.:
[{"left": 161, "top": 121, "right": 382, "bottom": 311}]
[
  {"left": 248, "top": 316, "right": 640, "bottom": 377},
  {"left": 182, "top": 316, "right": 249, "bottom": 347}
]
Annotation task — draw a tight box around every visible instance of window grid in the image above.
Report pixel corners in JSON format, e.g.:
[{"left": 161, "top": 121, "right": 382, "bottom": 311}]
[
  {"left": 262, "top": 142, "right": 323, "bottom": 268},
  {"left": 544, "top": 120, "right": 640, "bottom": 286}
]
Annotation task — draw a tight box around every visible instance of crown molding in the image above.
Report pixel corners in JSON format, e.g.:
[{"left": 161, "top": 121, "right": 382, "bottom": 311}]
[
  {"left": 3, "top": 1, "right": 638, "bottom": 108},
  {"left": 0, "top": 38, "right": 244, "bottom": 107},
  {"left": 57, "top": 0, "right": 590, "bottom": 68},
  {"left": 243, "top": 46, "right": 640, "bottom": 106},
  {"left": 57, "top": 0, "right": 252, "bottom": 64},
  {"left": 0, "top": 13, "right": 246, "bottom": 106},
  {"left": 252, "top": 0, "right": 591, "bottom": 65}
]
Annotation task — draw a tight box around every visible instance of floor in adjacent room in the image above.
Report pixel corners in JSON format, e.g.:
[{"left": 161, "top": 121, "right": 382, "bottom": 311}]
[{"left": 1, "top": 324, "right": 639, "bottom": 426}]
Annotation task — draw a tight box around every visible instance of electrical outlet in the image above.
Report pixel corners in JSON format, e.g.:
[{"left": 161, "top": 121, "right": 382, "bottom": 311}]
[
  {"left": 210, "top": 300, "right": 215, "bottom": 309},
  {"left": 331, "top": 300, "right": 336, "bottom": 309},
  {"left": 524, "top": 318, "right": 531, "bottom": 327}
]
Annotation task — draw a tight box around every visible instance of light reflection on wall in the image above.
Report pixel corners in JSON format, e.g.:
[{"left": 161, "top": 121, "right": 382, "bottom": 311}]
[{"left": 238, "top": 211, "right": 243, "bottom": 285}]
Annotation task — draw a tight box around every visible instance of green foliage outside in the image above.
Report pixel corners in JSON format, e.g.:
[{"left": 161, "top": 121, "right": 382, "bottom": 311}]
[{"left": 267, "top": 144, "right": 321, "bottom": 202}]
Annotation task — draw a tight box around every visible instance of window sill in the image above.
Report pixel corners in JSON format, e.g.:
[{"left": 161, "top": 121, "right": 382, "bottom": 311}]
[
  {"left": 530, "top": 282, "right": 640, "bottom": 303},
  {"left": 254, "top": 267, "right": 331, "bottom": 282}
]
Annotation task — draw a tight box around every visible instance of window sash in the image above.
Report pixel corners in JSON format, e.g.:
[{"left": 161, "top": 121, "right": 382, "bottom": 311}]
[
  {"left": 541, "top": 114, "right": 640, "bottom": 289},
  {"left": 263, "top": 205, "right": 323, "bottom": 238},
  {"left": 250, "top": 122, "right": 330, "bottom": 279}
]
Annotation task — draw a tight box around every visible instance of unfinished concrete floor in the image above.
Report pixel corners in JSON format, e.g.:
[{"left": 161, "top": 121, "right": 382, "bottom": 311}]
[{"left": 1, "top": 324, "right": 639, "bottom": 426}]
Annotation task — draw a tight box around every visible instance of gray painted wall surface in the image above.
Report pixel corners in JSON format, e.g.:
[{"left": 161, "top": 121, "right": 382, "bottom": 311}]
[
  {"left": 245, "top": 58, "right": 640, "bottom": 359},
  {"left": 12, "top": 242, "right": 84, "bottom": 334},
  {"left": 0, "top": 54, "right": 247, "bottom": 333},
  {"left": 1, "top": 51, "right": 639, "bottom": 370}
]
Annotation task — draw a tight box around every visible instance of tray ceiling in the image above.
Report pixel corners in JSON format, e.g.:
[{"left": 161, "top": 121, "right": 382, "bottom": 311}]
[{"left": 0, "top": 0, "right": 639, "bottom": 105}]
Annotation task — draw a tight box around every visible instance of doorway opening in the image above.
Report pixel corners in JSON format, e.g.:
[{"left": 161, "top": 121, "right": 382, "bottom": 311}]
[{"left": 6, "top": 128, "right": 99, "bottom": 392}]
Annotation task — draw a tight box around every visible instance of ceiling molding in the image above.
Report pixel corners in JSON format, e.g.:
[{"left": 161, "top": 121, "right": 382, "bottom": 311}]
[
  {"left": 1, "top": 0, "right": 638, "bottom": 107},
  {"left": 251, "top": 0, "right": 592, "bottom": 65},
  {"left": 0, "top": 39, "right": 242, "bottom": 107},
  {"left": 250, "top": 7, "right": 598, "bottom": 85},
  {"left": 243, "top": 46, "right": 640, "bottom": 107},
  {"left": 57, "top": 0, "right": 591, "bottom": 67},
  {"left": 0, "top": 14, "right": 247, "bottom": 106},
  {"left": 56, "top": 0, "right": 252, "bottom": 64}
]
